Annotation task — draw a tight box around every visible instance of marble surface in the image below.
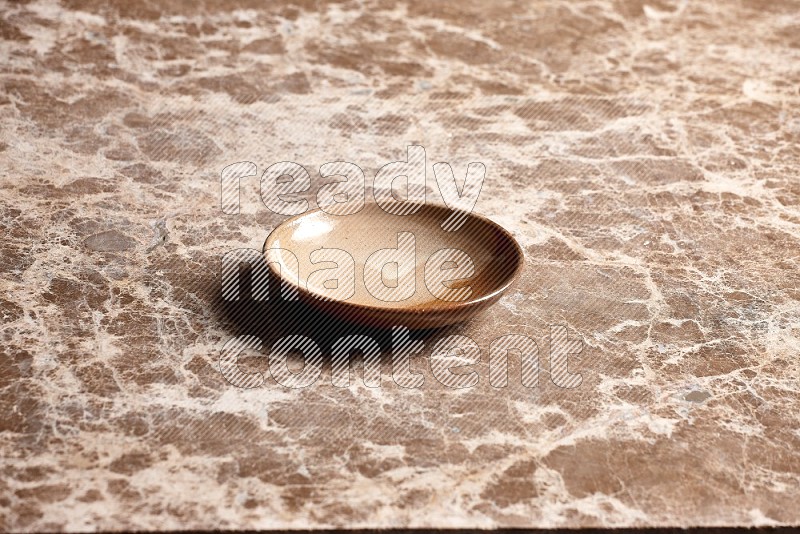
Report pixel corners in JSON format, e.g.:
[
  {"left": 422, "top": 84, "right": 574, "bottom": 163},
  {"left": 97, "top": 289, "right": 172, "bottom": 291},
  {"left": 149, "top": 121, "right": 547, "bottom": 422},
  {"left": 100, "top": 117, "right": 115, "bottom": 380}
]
[{"left": 2, "top": 0, "right": 800, "bottom": 530}]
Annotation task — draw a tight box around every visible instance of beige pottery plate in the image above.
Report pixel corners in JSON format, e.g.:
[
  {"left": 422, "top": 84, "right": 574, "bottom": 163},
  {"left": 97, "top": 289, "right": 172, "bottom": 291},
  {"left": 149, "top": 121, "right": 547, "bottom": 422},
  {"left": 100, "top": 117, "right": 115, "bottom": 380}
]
[{"left": 263, "top": 203, "right": 523, "bottom": 329}]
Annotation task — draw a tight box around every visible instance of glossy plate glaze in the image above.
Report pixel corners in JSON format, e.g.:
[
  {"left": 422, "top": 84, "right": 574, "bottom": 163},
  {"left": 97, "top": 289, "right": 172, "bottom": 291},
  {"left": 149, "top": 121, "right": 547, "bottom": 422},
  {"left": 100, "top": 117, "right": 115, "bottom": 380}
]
[{"left": 263, "top": 203, "right": 523, "bottom": 329}]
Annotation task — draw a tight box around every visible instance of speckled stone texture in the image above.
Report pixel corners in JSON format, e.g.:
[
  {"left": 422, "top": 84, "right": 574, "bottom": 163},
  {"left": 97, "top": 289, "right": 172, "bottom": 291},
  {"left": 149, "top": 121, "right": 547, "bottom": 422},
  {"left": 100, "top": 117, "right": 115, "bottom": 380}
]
[{"left": 2, "top": 0, "right": 800, "bottom": 531}]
